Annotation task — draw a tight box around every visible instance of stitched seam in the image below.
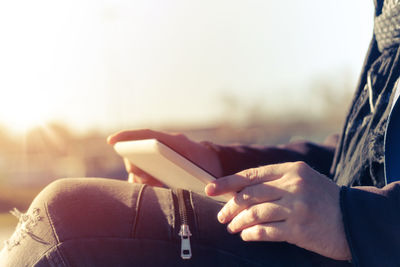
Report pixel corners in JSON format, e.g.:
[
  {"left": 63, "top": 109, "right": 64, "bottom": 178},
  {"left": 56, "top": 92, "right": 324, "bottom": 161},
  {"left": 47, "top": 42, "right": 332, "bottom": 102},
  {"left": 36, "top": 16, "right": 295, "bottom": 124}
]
[
  {"left": 30, "top": 245, "right": 59, "bottom": 266},
  {"left": 30, "top": 243, "right": 68, "bottom": 267},
  {"left": 44, "top": 202, "right": 69, "bottom": 266},
  {"left": 54, "top": 246, "right": 68, "bottom": 267},
  {"left": 47, "top": 251, "right": 59, "bottom": 267},
  {"left": 45, "top": 201, "right": 60, "bottom": 244},
  {"left": 131, "top": 184, "right": 147, "bottom": 238},
  {"left": 46, "top": 247, "right": 68, "bottom": 267}
]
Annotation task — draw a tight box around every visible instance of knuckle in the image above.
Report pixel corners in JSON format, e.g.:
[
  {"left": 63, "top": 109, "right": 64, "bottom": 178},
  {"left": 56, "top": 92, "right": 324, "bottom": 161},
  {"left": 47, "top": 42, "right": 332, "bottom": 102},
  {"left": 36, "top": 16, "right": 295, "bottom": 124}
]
[
  {"left": 281, "top": 173, "right": 305, "bottom": 195},
  {"left": 266, "top": 227, "right": 283, "bottom": 241},
  {"left": 242, "top": 192, "right": 252, "bottom": 202},
  {"left": 247, "top": 208, "right": 260, "bottom": 222},
  {"left": 244, "top": 168, "right": 261, "bottom": 183},
  {"left": 283, "top": 167, "right": 307, "bottom": 194},
  {"left": 291, "top": 161, "right": 308, "bottom": 173},
  {"left": 234, "top": 191, "right": 252, "bottom": 207},
  {"left": 291, "top": 176, "right": 306, "bottom": 193},
  {"left": 267, "top": 205, "right": 279, "bottom": 219},
  {"left": 252, "top": 225, "right": 265, "bottom": 240}
]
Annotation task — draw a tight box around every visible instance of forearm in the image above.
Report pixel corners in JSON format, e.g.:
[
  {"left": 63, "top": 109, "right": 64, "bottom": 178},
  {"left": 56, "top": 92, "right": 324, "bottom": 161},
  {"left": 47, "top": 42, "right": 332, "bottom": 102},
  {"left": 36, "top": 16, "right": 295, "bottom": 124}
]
[{"left": 203, "top": 140, "right": 336, "bottom": 177}]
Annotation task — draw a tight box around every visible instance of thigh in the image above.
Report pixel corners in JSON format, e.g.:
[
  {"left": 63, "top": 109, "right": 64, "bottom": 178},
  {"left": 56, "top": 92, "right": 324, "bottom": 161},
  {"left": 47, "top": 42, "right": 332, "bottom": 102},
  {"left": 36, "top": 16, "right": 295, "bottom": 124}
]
[{"left": 0, "top": 178, "right": 350, "bottom": 267}]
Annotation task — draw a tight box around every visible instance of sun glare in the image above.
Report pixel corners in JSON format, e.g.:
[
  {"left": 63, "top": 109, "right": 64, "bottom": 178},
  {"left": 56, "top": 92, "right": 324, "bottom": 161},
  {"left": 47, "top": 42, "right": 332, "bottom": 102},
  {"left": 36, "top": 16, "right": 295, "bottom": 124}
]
[
  {"left": 6, "top": 111, "right": 47, "bottom": 133},
  {"left": 0, "top": 89, "right": 56, "bottom": 134}
]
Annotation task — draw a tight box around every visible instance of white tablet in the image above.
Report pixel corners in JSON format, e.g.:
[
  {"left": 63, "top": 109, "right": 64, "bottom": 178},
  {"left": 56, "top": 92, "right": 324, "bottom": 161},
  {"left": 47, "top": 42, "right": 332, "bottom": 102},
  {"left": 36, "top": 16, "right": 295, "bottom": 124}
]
[{"left": 113, "top": 139, "right": 232, "bottom": 202}]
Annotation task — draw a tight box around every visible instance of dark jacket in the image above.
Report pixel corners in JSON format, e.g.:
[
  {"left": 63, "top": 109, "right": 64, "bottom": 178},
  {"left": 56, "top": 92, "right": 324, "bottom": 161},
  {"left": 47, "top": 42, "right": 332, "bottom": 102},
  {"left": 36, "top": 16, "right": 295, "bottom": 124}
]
[{"left": 209, "top": 0, "right": 400, "bottom": 265}]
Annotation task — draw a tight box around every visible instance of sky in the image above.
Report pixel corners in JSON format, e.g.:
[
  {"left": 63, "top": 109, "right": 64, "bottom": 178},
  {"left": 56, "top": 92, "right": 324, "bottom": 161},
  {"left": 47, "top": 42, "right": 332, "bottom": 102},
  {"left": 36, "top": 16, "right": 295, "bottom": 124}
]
[{"left": 0, "top": 0, "right": 374, "bottom": 134}]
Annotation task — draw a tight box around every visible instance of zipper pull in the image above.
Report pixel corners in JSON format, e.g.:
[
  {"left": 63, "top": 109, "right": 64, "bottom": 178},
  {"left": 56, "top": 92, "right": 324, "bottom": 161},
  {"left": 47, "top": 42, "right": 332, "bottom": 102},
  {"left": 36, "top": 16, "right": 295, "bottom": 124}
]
[{"left": 178, "top": 224, "right": 192, "bottom": 259}]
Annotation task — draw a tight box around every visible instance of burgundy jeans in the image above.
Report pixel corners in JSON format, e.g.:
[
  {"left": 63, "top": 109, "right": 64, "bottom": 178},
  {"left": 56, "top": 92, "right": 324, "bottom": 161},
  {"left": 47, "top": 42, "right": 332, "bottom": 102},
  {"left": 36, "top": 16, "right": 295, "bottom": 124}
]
[{"left": 0, "top": 178, "right": 350, "bottom": 266}]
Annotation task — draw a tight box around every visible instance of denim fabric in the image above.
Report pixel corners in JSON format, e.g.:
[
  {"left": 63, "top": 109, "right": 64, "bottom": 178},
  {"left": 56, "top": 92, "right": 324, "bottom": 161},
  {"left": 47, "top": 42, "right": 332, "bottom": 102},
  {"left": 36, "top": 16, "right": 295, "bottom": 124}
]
[{"left": 0, "top": 178, "right": 350, "bottom": 266}]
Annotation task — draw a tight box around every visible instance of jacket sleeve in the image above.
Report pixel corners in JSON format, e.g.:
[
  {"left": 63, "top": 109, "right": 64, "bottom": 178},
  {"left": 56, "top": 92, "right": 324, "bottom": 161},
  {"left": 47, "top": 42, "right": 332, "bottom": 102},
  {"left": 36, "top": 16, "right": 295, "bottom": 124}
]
[
  {"left": 202, "top": 139, "right": 336, "bottom": 177},
  {"left": 340, "top": 183, "right": 400, "bottom": 267}
]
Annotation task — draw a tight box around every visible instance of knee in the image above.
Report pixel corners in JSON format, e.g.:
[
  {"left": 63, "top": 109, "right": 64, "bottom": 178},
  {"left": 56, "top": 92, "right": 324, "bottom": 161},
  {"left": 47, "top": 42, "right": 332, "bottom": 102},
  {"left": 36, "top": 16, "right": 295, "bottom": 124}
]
[
  {"left": 31, "top": 178, "right": 92, "bottom": 216},
  {"left": 33, "top": 177, "right": 126, "bottom": 211},
  {"left": 1, "top": 178, "right": 138, "bottom": 266},
  {"left": 31, "top": 178, "right": 139, "bottom": 240},
  {"left": 0, "top": 180, "right": 76, "bottom": 266},
  {"left": 33, "top": 178, "right": 79, "bottom": 203}
]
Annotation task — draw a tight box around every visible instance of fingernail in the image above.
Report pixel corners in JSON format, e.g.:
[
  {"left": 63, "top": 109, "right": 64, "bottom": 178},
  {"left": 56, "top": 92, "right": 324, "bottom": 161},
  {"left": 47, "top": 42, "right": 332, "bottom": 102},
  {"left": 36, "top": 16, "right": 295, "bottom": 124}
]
[
  {"left": 217, "top": 211, "right": 225, "bottom": 223},
  {"left": 205, "top": 183, "right": 216, "bottom": 195},
  {"left": 227, "top": 223, "right": 235, "bottom": 234},
  {"left": 128, "top": 173, "right": 135, "bottom": 183},
  {"left": 107, "top": 136, "right": 114, "bottom": 144}
]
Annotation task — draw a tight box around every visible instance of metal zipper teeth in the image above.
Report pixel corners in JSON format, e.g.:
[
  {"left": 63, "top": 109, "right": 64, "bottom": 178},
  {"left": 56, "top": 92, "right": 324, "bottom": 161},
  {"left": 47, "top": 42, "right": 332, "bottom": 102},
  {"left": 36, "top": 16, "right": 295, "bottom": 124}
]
[
  {"left": 176, "top": 188, "right": 192, "bottom": 260},
  {"left": 177, "top": 188, "right": 188, "bottom": 224}
]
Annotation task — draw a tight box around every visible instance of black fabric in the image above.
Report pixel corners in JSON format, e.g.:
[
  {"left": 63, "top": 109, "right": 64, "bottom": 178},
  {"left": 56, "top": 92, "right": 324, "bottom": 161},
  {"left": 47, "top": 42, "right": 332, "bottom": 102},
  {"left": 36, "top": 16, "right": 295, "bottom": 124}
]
[
  {"left": 340, "top": 184, "right": 400, "bottom": 267},
  {"left": 331, "top": 0, "right": 400, "bottom": 189},
  {"left": 205, "top": 141, "right": 335, "bottom": 177},
  {"left": 385, "top": 94, "right": 400, "bottom": 183},
  {"left": 324, "top": 1, "right": 400, "bottom": 265},
  {"left": 331, "top": 47, "right": 400, "bottom": 188}
]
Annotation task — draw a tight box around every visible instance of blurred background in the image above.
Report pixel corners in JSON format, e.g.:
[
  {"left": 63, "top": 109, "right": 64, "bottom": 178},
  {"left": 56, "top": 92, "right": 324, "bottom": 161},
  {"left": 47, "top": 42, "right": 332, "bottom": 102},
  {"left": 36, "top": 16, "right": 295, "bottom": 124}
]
[{"left": 0, "top": 0, "right": 373, "bottom": 248}]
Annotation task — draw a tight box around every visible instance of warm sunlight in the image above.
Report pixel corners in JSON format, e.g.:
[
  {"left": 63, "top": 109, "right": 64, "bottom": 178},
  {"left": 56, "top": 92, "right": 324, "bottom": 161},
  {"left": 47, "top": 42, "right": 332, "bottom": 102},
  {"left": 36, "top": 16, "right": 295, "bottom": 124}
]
[
  {"left": 0, "top": 0, "right": 373, "bottom": 134},
  {"left": 0, "top": 1, "right": 386, "bottom": 263},
  {"left": 0, "top": 88, "right": 57, "bottom": 133}
]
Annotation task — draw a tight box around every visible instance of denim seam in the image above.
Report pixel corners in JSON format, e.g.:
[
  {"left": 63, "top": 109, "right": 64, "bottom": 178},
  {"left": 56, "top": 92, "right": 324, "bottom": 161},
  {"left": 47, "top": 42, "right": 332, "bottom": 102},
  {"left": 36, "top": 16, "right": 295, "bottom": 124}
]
[
  {"left": 44, "top": 201, "right": 60, "bottom": 244},
  {"left": 30, "top": 245, "right": 61, "bottom": 267},
  {"left": 44, "top": 201, "right": 69, "bottom": 266},
  {"left": 47, "top": 247, "right": 68, "bottom": 267},
  {"left": 131, "top": 184, "right": 147, "bottom": 238},
  {"left": 29, "top": 242, "right": 69, "bottom": 266}
]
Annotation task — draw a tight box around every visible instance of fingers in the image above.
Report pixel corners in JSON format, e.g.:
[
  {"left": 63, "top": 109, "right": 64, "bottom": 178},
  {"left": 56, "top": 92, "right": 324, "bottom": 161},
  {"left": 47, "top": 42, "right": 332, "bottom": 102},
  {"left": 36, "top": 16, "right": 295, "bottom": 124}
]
[
  {"left": 124, "top": 158, "right": 164, "bottom": 187},
  {"left": 240, "top": 222, "right": 287, "bottom": 242},
  {"left": 217, "top": 183, "right": 283, "bottom": 223},
  {"left": 107, "top": 129, "right": 170, "bottom": 145},
  {"left": 128, "top": 173, "right": 164, "bottom": 187},
  {"left": 225, "top": 202, "right": 288, "bottom": 234},
  {"left": 107, "top": 129, "right": 193, "bottom": 160},
  {"left": 206, "top": 164, "right": 287, "bottom": 196}
]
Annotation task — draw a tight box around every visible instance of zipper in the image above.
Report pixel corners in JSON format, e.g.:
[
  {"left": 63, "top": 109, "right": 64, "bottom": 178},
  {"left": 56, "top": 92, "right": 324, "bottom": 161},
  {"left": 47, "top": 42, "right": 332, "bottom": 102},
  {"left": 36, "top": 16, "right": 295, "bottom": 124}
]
[{"left": 175, "top": 188, "right": 192, "bottom": 260}]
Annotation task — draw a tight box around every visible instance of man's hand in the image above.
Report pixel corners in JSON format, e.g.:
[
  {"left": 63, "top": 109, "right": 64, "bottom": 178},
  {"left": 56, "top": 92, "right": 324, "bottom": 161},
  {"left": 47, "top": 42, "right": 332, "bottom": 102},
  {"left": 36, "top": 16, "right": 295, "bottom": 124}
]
[
  {"left": 205, "top": 161, "right": 351, "bottom": 261},
  {"left": 107, "top": 129, "right": 223, "bottom": 186}
]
